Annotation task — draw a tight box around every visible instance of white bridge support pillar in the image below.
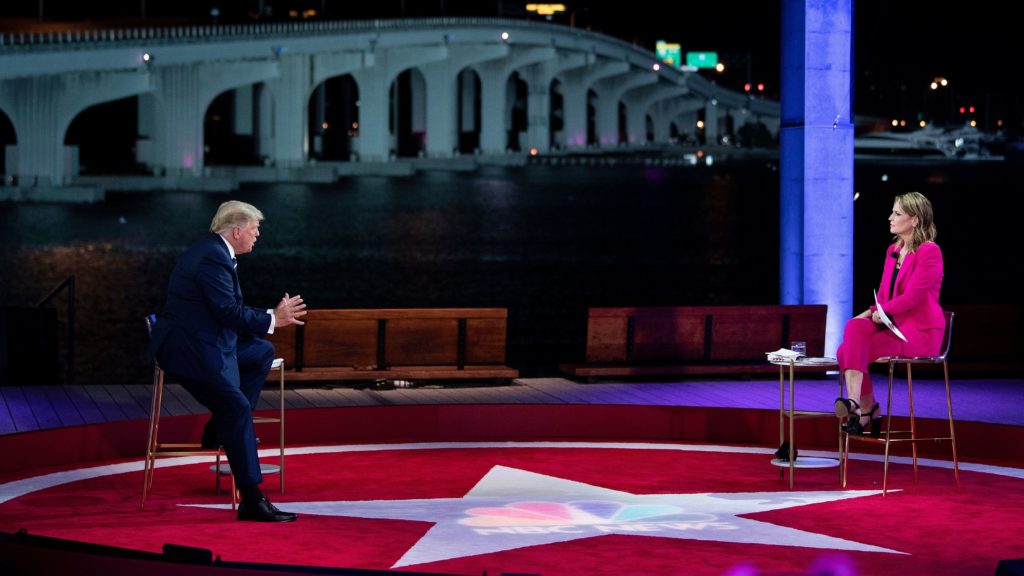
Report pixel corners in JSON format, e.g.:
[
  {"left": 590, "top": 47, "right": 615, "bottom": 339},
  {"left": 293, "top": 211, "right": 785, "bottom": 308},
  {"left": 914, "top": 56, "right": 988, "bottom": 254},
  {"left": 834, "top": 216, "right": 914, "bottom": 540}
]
[
  {"left": 150, "top": 60, "right": 277, "bottom": 176},
  {"left": 150, "top": 65, "right": 203, "bottom": 176},
  {"left": 421, "top": 44, "right": 508, "bottom": 158},
  {"left": 649, "top": 96, "right": 700, "bottom": 143},
  {"left": 623, "top": 84, "right": 687, "bottom": 146},
  {"left": 350, "top": 46, "right": 448, "bottom": 162},
  {"left": 592, "top": 72, "right": 657, "bottom": 148},
  {"left": 704, "top": 100, "right": 722, "bottom": 145},
  {"left": 300, "top": 51, "right": 373, "bottom": 164},
  {"left": 730, "top": 107, "right": 753, "bottom": 135},
  {"left": 0, "top": 71, "right": 150, "bottom": 185},
  {"left": 475, "top": 47, "right": 555, "bottom": 155},
  {"left": 265, "top": 54, "right": 314, "bottom": 167},
  {"left": 520, "top": 52, "right": 587, "bottom": 154},
  {"left": 559, "top": 59, "right": 629, "bottom": 150}
]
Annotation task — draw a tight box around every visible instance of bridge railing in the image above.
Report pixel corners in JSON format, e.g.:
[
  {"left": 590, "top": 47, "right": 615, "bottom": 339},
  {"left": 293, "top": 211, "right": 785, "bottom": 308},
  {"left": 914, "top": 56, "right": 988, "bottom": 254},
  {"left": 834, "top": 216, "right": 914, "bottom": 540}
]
[
  {"left": 0, "top": 17, "right": 635, "bottom": 53},
  {"left": 0, "top": 16, "right": 779, "bottom": 115}
]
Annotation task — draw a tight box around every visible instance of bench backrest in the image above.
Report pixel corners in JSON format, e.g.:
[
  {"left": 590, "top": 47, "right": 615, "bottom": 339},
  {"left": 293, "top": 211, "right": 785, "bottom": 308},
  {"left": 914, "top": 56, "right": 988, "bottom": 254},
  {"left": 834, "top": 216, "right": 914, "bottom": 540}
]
[
  {"left": 583, "top": 305, "right": 828, "bottom": 363},
  {"left": 942, "top": 304, "right": 1023, "bottom": 364},
  {"left": 267, "top": 308, "right": 509, "bottom": 371}
]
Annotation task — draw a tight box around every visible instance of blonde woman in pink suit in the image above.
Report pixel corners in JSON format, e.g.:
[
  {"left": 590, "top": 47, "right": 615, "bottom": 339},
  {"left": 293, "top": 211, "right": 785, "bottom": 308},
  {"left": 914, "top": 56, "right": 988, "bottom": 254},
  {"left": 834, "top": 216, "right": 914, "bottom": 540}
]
[{"left": 834, "top": 191, "right": 945, "bottom": 436}]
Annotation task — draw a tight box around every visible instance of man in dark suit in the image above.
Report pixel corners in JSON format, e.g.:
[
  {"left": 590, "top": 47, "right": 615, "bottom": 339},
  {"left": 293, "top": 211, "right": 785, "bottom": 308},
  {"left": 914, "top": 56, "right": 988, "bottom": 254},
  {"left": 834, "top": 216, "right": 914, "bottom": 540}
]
[{"left": 150, "top": 200, "right": 306, "bottom": 522}]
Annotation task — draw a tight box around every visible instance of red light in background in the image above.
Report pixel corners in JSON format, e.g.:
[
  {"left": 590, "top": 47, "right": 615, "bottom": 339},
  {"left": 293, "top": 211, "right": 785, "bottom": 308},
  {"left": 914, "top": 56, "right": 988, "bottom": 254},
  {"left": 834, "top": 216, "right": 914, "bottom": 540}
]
[
  {"left": 969, "top": 106, "right": 976, "bottom": 113},
  {"left": 756, "top": 83, "right": 764, "bottom": 92},
  {"left": 744, "top": 83, "right": 751, "bottom": 92}
]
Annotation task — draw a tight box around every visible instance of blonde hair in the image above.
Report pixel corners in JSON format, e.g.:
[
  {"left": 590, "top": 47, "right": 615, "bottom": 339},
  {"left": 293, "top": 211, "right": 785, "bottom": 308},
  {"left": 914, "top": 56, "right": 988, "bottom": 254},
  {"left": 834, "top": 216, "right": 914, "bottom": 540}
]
[
  {"left": 209, "top": 201, "right": 264, "bottom": 234},
  {"left": 894, "top": 191, "right": 937, "bottom": 252}
]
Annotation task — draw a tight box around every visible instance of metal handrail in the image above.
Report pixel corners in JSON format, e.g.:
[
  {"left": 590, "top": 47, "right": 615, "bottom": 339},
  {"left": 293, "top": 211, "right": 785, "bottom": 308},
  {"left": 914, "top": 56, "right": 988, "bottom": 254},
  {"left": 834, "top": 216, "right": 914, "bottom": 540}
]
[{"left": 35, "top": 275, "right": 75, "bottom": 384}]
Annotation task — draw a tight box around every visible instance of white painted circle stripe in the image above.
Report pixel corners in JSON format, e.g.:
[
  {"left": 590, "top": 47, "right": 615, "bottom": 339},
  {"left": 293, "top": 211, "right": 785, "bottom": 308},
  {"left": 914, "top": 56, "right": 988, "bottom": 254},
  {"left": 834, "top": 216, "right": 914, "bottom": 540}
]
[{"left": 1, "top": 441, "right": 1017, "bottom": 506}]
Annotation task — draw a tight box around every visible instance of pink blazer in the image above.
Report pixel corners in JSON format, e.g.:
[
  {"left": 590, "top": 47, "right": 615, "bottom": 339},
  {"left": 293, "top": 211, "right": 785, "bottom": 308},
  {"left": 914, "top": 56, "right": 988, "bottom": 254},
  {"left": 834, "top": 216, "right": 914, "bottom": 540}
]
[{"left": 870, "top": 241, "right": 945, "bottom": 344}]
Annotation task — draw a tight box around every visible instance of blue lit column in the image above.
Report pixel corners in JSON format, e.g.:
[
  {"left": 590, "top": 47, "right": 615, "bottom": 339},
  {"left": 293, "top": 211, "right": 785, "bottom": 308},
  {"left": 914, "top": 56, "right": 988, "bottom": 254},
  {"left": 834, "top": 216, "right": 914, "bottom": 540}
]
[{"left": 779, "top": 0, "right": 854, "bottom": 355}]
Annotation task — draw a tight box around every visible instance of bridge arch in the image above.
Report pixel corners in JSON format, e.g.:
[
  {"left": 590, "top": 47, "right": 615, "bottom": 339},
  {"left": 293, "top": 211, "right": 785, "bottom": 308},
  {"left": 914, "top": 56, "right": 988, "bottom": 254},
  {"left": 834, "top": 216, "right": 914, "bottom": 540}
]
[
  {"left": 309, "top": 74, "right": 359, "bottom": 162},
  {"left": 65, "top": 97, "right": 141, "bottom": 176},
  {"left": 0, "top": 109, "right": 14, "bottom": 178},
  {"left": 455, "top": 68, "right": 482, "bottom": 154},
  {"left": 506, "top": 72, "right": 528, "bottom": 152}
]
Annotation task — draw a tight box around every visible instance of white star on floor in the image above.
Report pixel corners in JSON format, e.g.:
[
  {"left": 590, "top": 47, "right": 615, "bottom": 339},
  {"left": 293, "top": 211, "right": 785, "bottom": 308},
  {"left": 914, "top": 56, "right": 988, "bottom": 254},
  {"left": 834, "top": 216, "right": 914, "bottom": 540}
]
[{"left": 187, "top": 465, "right": 903, "bottom": 568}]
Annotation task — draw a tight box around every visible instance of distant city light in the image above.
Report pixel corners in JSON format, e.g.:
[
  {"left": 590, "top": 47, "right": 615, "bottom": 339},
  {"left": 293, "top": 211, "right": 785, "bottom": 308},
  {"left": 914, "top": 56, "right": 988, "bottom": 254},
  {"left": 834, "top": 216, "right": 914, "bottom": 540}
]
[
  {"left": 525, "top": 3, "right": 567, "bottom": 16},
  {"left": 501, "top": 32, "right": 510, "bottom": 42},
  {"left": 529, "top": 148, "right": 538, "bottom": 156},
  {"left": 142, "top": 53, "right": 152, "bottom": 62},
  {"left": 919, "top": 120, "right": 927, "bottom": 127},
  {"left": 881, "top": 174, "right": 889, "bottom": 182},
  {"left": 891, "top": 119, "right": 899, "bottom": 127},
  {"left": 997, "top": 119, "right": 1004, "bottom": 127},
  {"left": 743, "top": 83, "right": 751, "bottom": 92},
  {"left": 757, "top": 83, "right": 764, "bottom": 92},
  {"left": 969, "top": 106, "right": 975, "bottom": 113},
  {"left": 970, "top": 120, "right": 977, "bottom": 127},
  {"left": 854, "top": 192, "right": 860, "bottom": 201},
  {"left": 322, "top": 122, "right": 329, "bottom": 130},
  {"left": 652, "top": 63, "right": 661, "bottom": 71},
  {"left": 930, "top": 82, "right": 938, "bottom": 90},
  {"left": 900, "top": 120, "right": 907, "bottom": 127},
  {"left": 696, "top": 120, "right": 705, "bottom": 129},
  {"left": 715, "top": 62, "right": 725, "bottom": 72}
]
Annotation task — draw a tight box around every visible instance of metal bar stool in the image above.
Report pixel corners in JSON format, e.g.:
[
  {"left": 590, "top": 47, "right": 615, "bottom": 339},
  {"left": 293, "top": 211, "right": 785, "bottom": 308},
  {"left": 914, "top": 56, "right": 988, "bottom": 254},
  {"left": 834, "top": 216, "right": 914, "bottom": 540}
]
[
  {"left": 841, "top": 311, "right": 960, "bottom": 495},
  {"left": 141, "top": 315, "right": 287, "bottom": 509}
]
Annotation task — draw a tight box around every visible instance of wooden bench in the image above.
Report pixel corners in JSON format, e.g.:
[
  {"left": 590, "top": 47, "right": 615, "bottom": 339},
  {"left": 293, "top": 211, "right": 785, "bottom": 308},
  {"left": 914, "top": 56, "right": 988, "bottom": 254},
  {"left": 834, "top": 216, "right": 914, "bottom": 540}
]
[
  {"left": 939, "top": 304, "right": 1024, "bottom": 375},
  {"left": 266, "top": 308, "right": 519, "bottom": 382},
  {"left": 559, "top": 305, "right": 828, "bottom": 379}
]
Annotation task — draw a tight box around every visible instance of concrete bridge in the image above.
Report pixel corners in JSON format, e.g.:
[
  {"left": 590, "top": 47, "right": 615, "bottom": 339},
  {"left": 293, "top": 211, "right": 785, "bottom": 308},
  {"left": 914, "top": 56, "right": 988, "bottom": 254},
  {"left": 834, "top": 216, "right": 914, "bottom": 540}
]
[{"left": 0, "top": 17, "right": 780, "bottom": 189}]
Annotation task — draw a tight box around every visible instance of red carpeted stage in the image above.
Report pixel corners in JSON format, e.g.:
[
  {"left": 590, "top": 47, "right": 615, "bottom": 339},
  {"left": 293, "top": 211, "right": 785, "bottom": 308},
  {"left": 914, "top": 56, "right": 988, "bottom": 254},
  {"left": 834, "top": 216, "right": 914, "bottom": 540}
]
[{"left": 1, "top": 379, "right": 1023, "bottom": 575}]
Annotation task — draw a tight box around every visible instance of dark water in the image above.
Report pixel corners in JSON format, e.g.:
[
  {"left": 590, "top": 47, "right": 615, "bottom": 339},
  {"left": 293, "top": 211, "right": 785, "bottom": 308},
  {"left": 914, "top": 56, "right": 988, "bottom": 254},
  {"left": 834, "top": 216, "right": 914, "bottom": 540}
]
[{"left": 1, "top": 159, "right": 1020, "bottom": 384}]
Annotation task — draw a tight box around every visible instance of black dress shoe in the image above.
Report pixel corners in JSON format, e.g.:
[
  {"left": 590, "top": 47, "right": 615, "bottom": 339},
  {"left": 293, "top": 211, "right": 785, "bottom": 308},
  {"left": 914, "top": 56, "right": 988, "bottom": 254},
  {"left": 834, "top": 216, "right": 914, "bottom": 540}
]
[
  {"left": 775, "top": 441, "right": 798, "bottom": 462},
  {"left": 237, "top": 497, "right": 297, "bottom": 522}
]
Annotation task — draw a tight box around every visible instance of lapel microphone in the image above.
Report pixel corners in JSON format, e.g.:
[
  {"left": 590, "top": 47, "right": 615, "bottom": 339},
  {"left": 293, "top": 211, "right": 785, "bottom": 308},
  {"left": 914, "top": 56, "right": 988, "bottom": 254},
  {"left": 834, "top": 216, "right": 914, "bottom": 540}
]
[{"left": 891, "top": 241, "right": 905, "bottom": 260}]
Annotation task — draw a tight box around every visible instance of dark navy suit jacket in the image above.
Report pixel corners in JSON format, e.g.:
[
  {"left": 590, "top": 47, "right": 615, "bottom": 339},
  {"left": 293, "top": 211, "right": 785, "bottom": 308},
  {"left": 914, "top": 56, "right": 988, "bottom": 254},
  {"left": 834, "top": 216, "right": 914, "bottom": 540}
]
[{"left": 149, "top": 233, "right": 271, "bottom": 388}]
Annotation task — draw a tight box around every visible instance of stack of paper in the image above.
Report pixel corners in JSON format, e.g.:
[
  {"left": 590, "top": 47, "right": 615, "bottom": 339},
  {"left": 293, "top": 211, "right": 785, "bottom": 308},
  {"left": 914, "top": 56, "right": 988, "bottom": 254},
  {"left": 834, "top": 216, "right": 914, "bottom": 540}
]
[{"left": 766, "top": 348, "right": 804, "bottom": 362}]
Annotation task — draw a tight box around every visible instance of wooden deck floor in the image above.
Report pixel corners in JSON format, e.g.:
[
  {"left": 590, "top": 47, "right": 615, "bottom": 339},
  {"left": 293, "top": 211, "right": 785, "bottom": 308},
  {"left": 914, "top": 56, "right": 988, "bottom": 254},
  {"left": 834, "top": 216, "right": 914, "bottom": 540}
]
[{"left": 2, "top": 376, "right": 1022, "bottom": 437}]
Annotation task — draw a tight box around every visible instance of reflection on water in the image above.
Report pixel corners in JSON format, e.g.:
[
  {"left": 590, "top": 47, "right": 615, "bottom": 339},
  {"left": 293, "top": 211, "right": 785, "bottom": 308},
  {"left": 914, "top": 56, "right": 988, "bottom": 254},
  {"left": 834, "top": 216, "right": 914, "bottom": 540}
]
[{"left": 0, "top": 161, "right": 1019, "bottom": 384}]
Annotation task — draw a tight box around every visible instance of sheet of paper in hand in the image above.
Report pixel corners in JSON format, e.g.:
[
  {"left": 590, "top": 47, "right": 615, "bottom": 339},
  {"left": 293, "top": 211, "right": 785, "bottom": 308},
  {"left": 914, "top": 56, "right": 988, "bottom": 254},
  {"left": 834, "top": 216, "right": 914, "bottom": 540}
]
[{"left": 873, "top": 289, "right": 908, "bottom": 342}]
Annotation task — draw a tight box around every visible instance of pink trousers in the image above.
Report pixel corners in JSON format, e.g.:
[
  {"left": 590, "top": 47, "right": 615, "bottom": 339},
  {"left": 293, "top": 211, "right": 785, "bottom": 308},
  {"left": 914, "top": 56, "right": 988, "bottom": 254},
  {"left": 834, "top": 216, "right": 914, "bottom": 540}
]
[{"left": 835, "top": 317, "right": 942, "bottom": 396}]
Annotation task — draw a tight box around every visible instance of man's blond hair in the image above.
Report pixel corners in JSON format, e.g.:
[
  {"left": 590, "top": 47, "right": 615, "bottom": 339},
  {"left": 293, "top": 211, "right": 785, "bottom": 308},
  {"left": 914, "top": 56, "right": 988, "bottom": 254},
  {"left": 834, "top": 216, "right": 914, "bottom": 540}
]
[{"left": 209, "top": 200, "right": 264, "bottom": 234}]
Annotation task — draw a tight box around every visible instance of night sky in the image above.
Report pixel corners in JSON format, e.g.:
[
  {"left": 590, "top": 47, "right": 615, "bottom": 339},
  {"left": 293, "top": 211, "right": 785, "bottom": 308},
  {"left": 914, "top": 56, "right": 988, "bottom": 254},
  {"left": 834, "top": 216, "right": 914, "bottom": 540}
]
[{"left": 0, "top": 1, "right": 1019, "bottom": 127}]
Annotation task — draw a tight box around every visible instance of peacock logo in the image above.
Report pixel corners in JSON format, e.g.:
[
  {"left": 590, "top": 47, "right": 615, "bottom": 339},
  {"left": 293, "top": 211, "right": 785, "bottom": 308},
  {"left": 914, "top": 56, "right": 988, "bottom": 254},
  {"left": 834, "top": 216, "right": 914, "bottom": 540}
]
[{"left": 459, "top": 500, "right": 714, "bottom": 527}]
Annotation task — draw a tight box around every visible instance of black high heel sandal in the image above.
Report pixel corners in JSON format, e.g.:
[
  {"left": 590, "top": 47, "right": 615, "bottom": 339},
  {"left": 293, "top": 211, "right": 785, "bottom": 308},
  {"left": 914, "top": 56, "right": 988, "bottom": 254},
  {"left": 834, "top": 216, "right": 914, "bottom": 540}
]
[
  {"left": 834, "top": 397, "right": 860, "bottom": 419},
  {"left": 844, "top": 403, "right": 881, "bottom": 437},
  {"left": 866, "top": 403, "right": 882, "bottom": 438}
]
